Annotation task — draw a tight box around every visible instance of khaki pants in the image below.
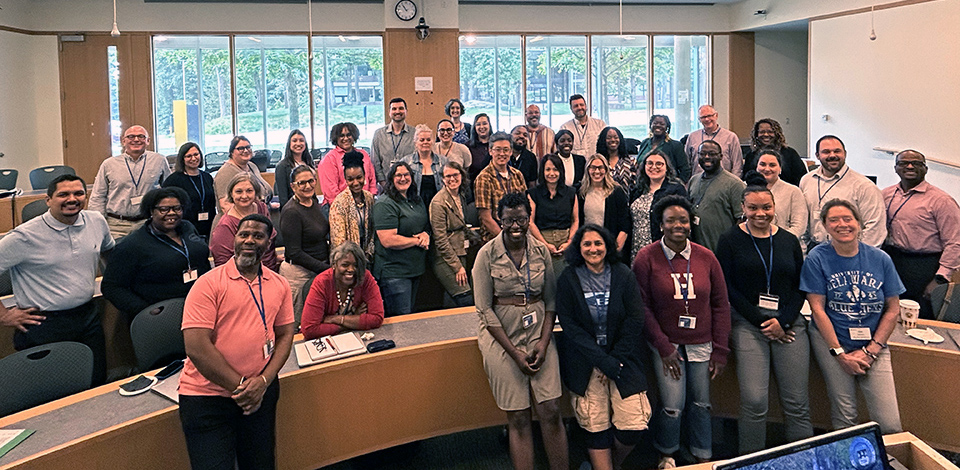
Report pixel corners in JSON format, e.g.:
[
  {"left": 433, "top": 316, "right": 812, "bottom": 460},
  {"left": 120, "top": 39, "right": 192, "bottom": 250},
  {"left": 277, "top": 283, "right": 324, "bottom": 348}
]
[
  {"left": 106, "top": 217, "right": 145, "bottom": 240},
  {"left": 540, "top": 228, "right": 569, "bottom": 278},
  {"left": 278, "top": 261, "right": 316, "bottom": 329}
]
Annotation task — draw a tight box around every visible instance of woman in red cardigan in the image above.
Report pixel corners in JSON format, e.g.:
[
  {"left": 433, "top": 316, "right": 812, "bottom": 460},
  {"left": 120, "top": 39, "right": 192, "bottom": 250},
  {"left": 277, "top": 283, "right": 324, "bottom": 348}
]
[
  {"left": 632, "top": 194, "right": 731, "bottom": 468},
  {"left": 300, "top": 241, "right": 384, "bottom": 339}
]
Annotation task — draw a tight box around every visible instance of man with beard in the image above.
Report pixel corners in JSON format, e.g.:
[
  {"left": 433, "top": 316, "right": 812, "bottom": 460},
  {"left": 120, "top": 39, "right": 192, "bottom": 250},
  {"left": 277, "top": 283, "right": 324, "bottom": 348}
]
[
  {"left": 560, "top": 94, "right": 606, "bottom": 158},
  {"left": 799, "top": 135, "right": 885, "bottom": 250},
  {"left": 881, "top": 149, "right": 960, "bottom": 319},
  {"left": 688, "top": 140, "right": 745, "bottom": 251},
  {"left": 510, "top": 125, "right": 539, "bottom": 188},
  {"left": 685, "top": 105, "right": 743, "bottom": 178},
  {"left": 179, "top": 213, "right": 294, "bottom": 470},
  {"left": 525, "top": 104, "right": 556, "bottom": 159},
  {"left": 371, "top": 97, "right": 416, "bottom": 184},
  {"left": 0, "top": 174, "right": 115, "bottom": 385}
]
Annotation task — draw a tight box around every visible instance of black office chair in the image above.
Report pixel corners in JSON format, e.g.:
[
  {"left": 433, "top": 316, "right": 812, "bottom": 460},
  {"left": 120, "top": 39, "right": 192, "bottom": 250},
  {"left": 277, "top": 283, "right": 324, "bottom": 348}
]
[
  {"left": 21, "top": 199, "right": 48, "bottom": 223},
  {"left": 252, "top": 150, "right": 270, "bottom": 172},
  {"left": 463, "top": 202, "right": 479, "bottom": 227},
  {"left": 129, "top": 298, "right": 187, "bottom": 372},
  {"left": 29, "top": 165, "right": 76, "bottom": 191},
  {"left": 0, "top": 169, "right": 18, "bottom": 190},
  {"left": 268, "top": 150, "right": 282, "bottom": 169},
  {"left": 0, "top": 341, "right": 93, "bottom": 416},
  {"left": 623, "top": 138, "right": 641, "bottom": 156},
  {"left": 204, "top": 152, "right": 229, "bottom": 172}
]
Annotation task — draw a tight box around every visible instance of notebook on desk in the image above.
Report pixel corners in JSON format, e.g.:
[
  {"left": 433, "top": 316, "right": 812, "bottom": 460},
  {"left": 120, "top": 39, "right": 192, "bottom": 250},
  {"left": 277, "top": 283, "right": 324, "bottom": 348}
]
[{"left": 294, "top": 332, "right": 367, "bottom": 367}]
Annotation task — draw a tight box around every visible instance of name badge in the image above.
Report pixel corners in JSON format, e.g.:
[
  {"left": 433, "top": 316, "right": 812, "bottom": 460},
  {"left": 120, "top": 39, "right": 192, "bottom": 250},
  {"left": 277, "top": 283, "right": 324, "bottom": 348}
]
[
  {"left": 849, "top": 327, "right": 872, "bottom": 341},
  {"left": 522, "top": 312, "right": 538, "bottom": 329},
  {"left": 758, "top": 293, "right": 780, "bottom": 311},
  {"left": 183, "top": 269, "right": 198, "bottom": 283},
  {"left": 197, "top": 212, "right": 209, "bottom": 221},
  {"left": 263, "top": 338, "right": 275, "bottom": 359},
  {"left": 130, "top": 196, "right": 143, "bottom": 205},
  {"left": 463, "top": 239, "right": 470, "bottom": 250},
  {"left": 679, "top": 315, "right": 697, "bottom": 329},
  {"left": 692, "top": 215, "right": 701, "bottom": 226}
]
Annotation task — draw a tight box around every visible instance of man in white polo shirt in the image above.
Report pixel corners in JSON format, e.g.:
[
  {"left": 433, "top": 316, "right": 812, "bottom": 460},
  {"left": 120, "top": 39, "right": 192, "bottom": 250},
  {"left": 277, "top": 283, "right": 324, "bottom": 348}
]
[{"left": 0, "top": 174, "right": 115, "bottom": 384}]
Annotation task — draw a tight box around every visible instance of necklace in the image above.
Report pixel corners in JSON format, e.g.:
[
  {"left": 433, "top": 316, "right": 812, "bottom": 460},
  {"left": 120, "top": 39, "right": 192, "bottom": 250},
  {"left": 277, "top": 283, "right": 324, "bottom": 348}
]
[{"left": 336, "top": 286, "right": 354, "bottom": 314}]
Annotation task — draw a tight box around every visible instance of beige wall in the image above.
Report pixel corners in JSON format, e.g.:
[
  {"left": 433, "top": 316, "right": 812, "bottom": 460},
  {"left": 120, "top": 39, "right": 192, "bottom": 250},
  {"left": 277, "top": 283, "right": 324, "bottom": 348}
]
[{"left": 754, "top": 30, "right": 807, "bottom": 156}]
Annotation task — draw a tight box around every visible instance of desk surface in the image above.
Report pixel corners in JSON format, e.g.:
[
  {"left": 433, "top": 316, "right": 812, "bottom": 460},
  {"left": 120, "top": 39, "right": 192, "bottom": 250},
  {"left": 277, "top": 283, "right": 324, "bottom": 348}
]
[{"left": 2, "top": 310, "right": 960, "bottom": 469}]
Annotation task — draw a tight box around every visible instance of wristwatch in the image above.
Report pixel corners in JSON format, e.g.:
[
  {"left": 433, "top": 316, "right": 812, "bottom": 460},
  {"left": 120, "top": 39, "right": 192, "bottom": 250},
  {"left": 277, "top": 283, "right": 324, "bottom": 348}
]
[{"left": 829, "top": 347, "right": 845, "bottom": 357}]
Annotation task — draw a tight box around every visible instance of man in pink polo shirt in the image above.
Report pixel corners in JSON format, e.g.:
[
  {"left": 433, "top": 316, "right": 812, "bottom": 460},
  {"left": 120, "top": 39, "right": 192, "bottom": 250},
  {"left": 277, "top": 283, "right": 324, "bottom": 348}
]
[{"left": 178, "top": 213, "right": 294, "bottom": 470}]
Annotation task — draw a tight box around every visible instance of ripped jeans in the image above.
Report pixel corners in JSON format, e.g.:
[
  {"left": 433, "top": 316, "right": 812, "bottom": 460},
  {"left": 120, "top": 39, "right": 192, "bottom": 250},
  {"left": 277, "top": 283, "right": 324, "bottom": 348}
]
[{"left": 651, "top": 345, "right": 712, "bottom": 460}]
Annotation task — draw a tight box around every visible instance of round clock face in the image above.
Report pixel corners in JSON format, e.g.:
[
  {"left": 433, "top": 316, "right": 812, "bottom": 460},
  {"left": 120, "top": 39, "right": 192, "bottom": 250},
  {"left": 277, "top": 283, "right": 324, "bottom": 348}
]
[{"left": 395, "top": 0, "right": 417, "bottom": 21}]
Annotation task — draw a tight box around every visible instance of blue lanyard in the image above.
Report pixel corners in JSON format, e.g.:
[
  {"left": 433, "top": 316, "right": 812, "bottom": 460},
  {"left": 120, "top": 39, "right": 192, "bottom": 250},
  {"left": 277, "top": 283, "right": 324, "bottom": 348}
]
[
  {"left": 745, "top": 224, "right": 774, "bottom": 294},
  {"left": 149, "top": 225, "right": 192, "bottom": 270},
  {"left": 246, "top": 275, "right": 267, "bottom": 331},
  {"left": 390, "top": 130, "right": 403, "bottom": 155},
  {"left": 503, "top": 239, "right": 533, "bottom": 299},
  {"left": 187, "top": 174, "right": 207, "bottom": 210},
  {"left": 662, "top": 242, "right": 692, "bottom": 315},
  {"left": 817, "top": 166, "right": 849, "bottom": 203},
  {"left": 124, "top": 156, "right": 147, "bottom": 190},
  {"left": 693, "top": 174, "right": 716, "bottom": 206}
]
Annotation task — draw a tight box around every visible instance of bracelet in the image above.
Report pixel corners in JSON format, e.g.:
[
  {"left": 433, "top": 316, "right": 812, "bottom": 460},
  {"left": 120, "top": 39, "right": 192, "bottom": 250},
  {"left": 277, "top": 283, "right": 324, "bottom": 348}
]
[
  {"left": 260, "top": 375, "right": 268, "bottom": 386},
  {"left": 238, "top": 376, "right": 246, "bottom": 388},
  {"left": 861, "top": 346, "right": 878, "bottom": 361},
  {"left": 870, "top": 339, "right": 887, "bottom": 349}
]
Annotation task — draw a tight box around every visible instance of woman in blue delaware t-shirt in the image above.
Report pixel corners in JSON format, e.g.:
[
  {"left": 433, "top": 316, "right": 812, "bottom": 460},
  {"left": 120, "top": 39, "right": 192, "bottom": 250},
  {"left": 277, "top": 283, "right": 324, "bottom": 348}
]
[{"left": 800, "top": 198, "right": 905, "bottom": 434}]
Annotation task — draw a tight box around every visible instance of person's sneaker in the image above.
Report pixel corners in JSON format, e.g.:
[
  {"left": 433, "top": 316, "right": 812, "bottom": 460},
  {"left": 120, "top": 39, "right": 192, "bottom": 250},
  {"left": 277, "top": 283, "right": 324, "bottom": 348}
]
[{"left": 658, "top": 456, "right": 677, "bottom": 469}]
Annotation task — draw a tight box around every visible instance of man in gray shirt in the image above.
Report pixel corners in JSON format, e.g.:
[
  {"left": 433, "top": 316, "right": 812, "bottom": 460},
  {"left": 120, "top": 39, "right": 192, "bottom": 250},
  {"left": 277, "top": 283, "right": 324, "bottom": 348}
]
[
  {"left": 0, "top": 174, "right": 115, "bottom": 384},
  {"left": 89, "top": 124, "right": 172, "bottom": 239},
  {"left": 685, "top": 105, "right": 743, "bottom": 179},
  {"left": 370, "top": 97, "right": 416, "bottom": 184},
  {"left": 688, "top": 140, "right": 746, "bottom": 251}
]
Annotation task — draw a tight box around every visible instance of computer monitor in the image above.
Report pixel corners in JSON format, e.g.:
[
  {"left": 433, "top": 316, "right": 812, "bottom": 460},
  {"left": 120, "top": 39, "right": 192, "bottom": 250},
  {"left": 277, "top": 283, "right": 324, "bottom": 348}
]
[{"left": 714, "top": 422, "right": 889, "bottom": 470}]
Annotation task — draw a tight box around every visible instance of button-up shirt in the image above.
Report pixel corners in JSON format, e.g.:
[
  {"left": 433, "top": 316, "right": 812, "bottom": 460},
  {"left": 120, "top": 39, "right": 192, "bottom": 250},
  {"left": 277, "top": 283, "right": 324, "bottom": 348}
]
[
  {"left": 88, "top": 151, "right": 172, "bottom": 217},
  {"left": 370, "top": 123, "right": 416, "bottom": 183},
  {"left": 474, "top": 164, "right": 527, "bottom": 242},
  {"left": 799, "top": 165, "right": 886, "bottom": 247},
  {"left": 685, "top": 127, "right": 743, "bottom": 178},
  {"left": 0, "top": 211, "right": 114, "bottom": 311},
  {"left": 560, "top": 117, "right": 606, "bottom": 158},
  {"left": 883, "top": 180, "right": 960, "bottom": 278}
]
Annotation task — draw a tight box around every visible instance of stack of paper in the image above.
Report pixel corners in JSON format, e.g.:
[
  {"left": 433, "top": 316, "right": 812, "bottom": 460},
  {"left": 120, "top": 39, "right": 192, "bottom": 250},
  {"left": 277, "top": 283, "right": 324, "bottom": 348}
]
[{"left": 294, "top": 332, "right": 368, "bottom": 367}]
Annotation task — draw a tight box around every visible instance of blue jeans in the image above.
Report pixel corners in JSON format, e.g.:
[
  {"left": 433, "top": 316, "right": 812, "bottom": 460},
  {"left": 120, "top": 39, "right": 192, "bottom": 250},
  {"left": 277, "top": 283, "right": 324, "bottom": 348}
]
[
  {"left": 379, "top": 276, "right": 420, "bottom": 317},
  {"left": 810, "top": 326, "right": 902, "bottom": 434},
  {"left": 651, "top": 345, "right": 712, "bottom": 460},
  {"left": 731, "top": 318, "right": 813, "bottom": 454}
]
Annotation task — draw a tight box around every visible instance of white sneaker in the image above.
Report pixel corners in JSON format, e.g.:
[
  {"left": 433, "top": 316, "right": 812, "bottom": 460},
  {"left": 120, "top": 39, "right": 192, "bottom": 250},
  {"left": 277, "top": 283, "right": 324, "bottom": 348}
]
[{"left": 658, "top": 456, "right": 677, "bottom": 469}]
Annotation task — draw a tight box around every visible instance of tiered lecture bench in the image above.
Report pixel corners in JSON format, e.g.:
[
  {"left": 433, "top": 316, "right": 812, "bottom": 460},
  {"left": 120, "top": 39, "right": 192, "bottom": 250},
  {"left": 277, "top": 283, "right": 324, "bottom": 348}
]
[{"left": 2, "top": 305, "right": 960, "bottom": 469}]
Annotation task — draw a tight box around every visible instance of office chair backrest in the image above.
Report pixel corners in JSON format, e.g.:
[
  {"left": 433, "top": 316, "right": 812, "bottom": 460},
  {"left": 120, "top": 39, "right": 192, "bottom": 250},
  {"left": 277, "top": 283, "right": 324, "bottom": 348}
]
[
  {"left": 129, "top": 297, "right": 187, "bottom": 372},
  {"left": 21, "top": 199, "right": 48, "bottom": 223},
  {"left": 0, "top": 341, "right": 93, "bottom": 417},
  {"left": 0, "top": 169, "right": 18, "bottom": 190},
  {"left": 29, "top": 165, "right": 76, "bottom": 191}
]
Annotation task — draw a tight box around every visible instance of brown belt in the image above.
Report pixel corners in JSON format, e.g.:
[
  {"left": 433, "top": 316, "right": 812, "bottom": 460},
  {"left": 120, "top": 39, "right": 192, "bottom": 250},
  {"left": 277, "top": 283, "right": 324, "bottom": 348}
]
[{"left": 493, "top": 294, "right": 542, "bottom": 306}]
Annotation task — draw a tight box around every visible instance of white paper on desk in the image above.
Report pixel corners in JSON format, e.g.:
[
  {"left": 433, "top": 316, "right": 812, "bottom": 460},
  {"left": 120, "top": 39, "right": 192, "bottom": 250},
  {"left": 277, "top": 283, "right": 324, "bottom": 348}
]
[
  {"left": 0, "top": 429, "right": 34, "bottom": 458},
  {"left": 150, "top": 371, "right": 181, "bottom": 404},
  {"left": 294, "top": 332, "right": 367, "bottom": 367}
]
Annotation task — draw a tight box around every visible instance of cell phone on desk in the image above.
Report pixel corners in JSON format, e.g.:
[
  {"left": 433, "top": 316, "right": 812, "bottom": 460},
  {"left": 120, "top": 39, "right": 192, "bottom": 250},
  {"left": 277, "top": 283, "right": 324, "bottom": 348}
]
[{"left": 155, "top": 359, "right": 184, "bottom": 380}]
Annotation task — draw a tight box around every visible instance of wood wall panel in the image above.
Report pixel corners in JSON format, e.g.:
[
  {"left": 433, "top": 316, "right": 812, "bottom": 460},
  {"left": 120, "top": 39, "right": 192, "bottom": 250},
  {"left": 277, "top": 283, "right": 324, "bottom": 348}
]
[
  {"left": 727, "top": 32, "right": 755, "bottom": 139},
  {"left": 382, "top": 28, "right": 460, "bottom": 130}
]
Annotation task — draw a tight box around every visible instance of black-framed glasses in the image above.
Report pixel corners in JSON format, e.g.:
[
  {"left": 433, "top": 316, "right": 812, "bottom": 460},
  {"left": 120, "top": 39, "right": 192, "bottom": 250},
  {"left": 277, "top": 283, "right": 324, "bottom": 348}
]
[
  {"left": 124, "top": 134, "right": 147, "bottom": 141},
  {"left": 235, "top": 145, "right": 252, "bottom": 152},
  {"left": 438, "top": 128, "right": 455, "bottom": 133},
  {"left": 896, "top": 160, "right": 926, "bottom": 168},
  {"left": 154, "top": 205, "right": 183, "bottom": 215},
  {"left": 501, "top": 216, "right": 529, "bottom": 227}
]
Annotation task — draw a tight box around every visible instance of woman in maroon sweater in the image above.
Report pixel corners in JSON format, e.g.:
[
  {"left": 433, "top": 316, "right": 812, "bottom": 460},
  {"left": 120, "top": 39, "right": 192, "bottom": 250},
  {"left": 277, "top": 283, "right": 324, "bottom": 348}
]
[
  {"left": 632, "top": 195, "right": 730, "bottom": 468},
  {"left": 300, "top": 241, "right": 384, "bottom": 340}
]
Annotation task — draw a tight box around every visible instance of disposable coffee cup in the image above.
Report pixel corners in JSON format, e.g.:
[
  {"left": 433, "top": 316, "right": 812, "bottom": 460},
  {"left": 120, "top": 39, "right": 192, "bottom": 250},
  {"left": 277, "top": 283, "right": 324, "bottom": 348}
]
[{"left": 900, "top": 299, "right": 920, "bottom": 328}]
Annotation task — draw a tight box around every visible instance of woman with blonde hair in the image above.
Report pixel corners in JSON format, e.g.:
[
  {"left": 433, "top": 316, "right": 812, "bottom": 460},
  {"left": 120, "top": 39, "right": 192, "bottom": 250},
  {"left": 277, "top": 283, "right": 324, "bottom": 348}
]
[{"left": 579, "top": 154, "right": 631, "bottom": 262}]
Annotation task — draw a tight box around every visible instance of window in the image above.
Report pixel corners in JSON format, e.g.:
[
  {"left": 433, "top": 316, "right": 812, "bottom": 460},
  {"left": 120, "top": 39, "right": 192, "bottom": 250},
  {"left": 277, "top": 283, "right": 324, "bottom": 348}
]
[
  {"left": 313, "top": 36, "right": 384, "bottom": 150},
  {"left": 526, "top": 35, "right": 587, "bottom": 129},
  {"left": 108, "top": 46, "right": 121, "bottom": 156},
  {"left": 458, "top": 35, "right": 522, "bottom": 132},
  {"left": 152, "top": 36, "right": 232, "bottom": 156},
  {"left": 591, "top": 35, "right": 649, "bottom": 138},
  {"left": 653, "top": 35, "right": 710, "bottom": 139}
]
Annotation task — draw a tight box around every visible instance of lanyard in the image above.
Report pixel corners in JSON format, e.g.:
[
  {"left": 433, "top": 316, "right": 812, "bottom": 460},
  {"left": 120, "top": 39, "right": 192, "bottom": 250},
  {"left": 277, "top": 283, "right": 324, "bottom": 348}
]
[
  {"left": 187, "top": 174, "right": 207, "bottom": 210},
  {"left": 495, "top": 170, "right": 512, "bottom": 194},
  {"left": 246, "top": 274, "right": 267, "bottom": 332},
  {"left": 124, "top": 156, "right": 147, "bottom": 190},
  {"left": 745, "top": 224, "right": 774, "bottom": 294},
  {"left": 701, "top": 128, "right": 720, "bottom": 141},
  {"left": 503, "top": 240, "right": 533, "bottom": 300},
  {"left": 885, "top": 189, "right": 916, "bottom": 228},
  {"left": 574, "top": 122, "right": 588, "bottom": 146},
  {"left": 693, "top": 174, "right": 716, "bottom": 206},
  {"left": 355, "top": 198, "right": 367, "bottom": 241},
  {"left": 390, "top": 130, "right": 403, "bottom": 156},
  {"left": 662, "top": 243, "right": 692, "bottom": 316},
  {"left": 149, "top": 225, "right": 191, "bottom": 269},
  {"left": 817, "top": 166, "right": 850, "bottom": 203}
]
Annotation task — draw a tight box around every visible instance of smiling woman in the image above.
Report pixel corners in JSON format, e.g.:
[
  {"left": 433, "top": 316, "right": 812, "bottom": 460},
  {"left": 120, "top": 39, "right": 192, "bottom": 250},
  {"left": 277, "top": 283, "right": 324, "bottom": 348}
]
[{"left": 208, "top": 173, "right": 279, "bottom": 271}]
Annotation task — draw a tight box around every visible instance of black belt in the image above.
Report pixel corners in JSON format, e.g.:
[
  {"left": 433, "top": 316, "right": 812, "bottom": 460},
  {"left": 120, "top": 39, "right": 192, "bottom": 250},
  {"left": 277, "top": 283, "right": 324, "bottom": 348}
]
[
  {"left": 41, "top": 299, "right": 96, "bottom": 317},
  {"left": 107, "top": 212, "right": 146, "bottom": 222}
]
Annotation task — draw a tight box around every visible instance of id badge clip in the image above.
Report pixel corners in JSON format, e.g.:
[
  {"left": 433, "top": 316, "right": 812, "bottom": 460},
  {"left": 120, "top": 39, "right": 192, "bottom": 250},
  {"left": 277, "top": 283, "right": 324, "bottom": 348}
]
[
  {"left": 522, "top": 311, "right": 538, "bottom": 329},
  {"left": 183, "top": 269, "right": 199, "bottom": 283},
  {"left": 758, "top": 293, "right": 779, "bottom": 311},
  {"left": 263, "top": 338, "right": 275, "bottom": 359},
  {"left": 849, "top": 327, "right": 872, "bottom": 341},
  {"left": 678, "top": 315, "right": 697, "bottom": 329}
]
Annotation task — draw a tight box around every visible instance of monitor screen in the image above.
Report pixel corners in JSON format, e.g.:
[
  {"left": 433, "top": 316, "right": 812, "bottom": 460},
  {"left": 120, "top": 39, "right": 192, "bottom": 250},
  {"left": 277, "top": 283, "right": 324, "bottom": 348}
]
[{"left": 714, "top": 422, "right": 888, "bottom": 470}]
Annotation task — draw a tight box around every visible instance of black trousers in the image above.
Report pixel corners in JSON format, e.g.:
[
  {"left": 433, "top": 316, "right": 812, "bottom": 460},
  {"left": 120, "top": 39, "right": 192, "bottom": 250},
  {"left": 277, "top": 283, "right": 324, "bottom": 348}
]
[
  {"left": 12, "top": 300, "right": 106, "bottom": 385},
  {"left": 179, "top": 379, "right": 280, "bottom": 470},
  {"left": 883, "top": 244, "right": 941, "bottom": 320}
]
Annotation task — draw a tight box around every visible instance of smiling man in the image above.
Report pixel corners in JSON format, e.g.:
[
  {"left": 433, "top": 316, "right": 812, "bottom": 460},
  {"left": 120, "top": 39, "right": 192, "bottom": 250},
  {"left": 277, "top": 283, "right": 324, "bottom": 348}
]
[
  {"left": 881, "top": 149, "right": 960, "bottom": 319},
  {"left": 685, "top": 105, "right": 743, "bottom": 178},
  {"left": 475, "top": 132, "right": 528, "bottom": 242},
  {"left": 560, "top": 94, "right": 606, "bottom": 158},
  {"left": 799, "top": 135, "right": 886, "bottom": 250},
  {"left": 0, "top": 174, "right": 114, "bottom": 385},
  {"left": 370, "top": 97, "right": 416, "bottom": 184},
  {"left": 525, "top": 104, "right": 556, "bottom": 159},
  {"left": 687, "top": 140, "right": 745, "bottom": 251},
  {"left": 89, "top": 124, "right": 172, "bottom": 239}
]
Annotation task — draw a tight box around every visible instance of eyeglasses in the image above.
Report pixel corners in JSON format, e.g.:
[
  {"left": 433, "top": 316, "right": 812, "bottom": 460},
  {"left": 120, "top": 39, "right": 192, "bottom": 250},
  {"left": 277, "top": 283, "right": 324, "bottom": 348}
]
[
  {"left": 490, "top": 147, "right": 512, "bottom": 155},
  {"left": 588, "top": 165, "right": 607, "bottom": 172},
  {"left": 294, "top": 178, "right": 316, "bottom": 187},
  {"left": 501, "top": 216, "right": 529, "bottom": 227},
  {"left": 124, "top": 134, "right": 147, "bottom": 141},
  {"left": 443, "top": 173, "right": 461, "bottom": 180},
  {"left": 896, "top": 160, "right": 926, "bottom": 169},
  {"left": 698, "top": 151, "right": 720, "bottom": 157},
  {"left": 154, "top": 205, "right": 183, "bottom": 215},
  {"left": 338, "top": 133, "right": 353, "bottom": 139},
  {"left": 394, "top": 172, "right": 411, "bottom": 179},
  {"left": 645, "top": 161, "right": 665, "bottom": 168},
  {"left": 184, "top": 152, "right": 202, "bottom": 159},
  {"left": 698, "top": 113, "right": 718, "bottom": 120},
  {"left": 235, "top": 145, "right": 252, "bottom": 152},
  {"left": 438, "top": 128, "right": 454, "bottom": 133}
]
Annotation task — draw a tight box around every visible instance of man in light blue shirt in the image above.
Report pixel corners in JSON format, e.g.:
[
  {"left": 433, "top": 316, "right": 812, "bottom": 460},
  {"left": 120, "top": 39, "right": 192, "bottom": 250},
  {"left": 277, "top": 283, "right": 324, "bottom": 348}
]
[{"left": 0, "top": 174, "right": 115, "bottom": 384}]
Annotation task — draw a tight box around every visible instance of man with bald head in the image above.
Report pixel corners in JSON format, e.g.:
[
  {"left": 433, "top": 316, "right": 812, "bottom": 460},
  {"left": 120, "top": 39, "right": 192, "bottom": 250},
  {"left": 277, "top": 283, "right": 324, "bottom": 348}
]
[
  {"left": 684, "top": 105, "right": 743, "bottom": 179},
  {"left": 89, "top": 125, "right": 172, "bottom": 238},
  {"left": 882, "top": 149, "right": 960, "bottom": 319},
  {"left": 525, "top": 104, "right": 555, "bottom": 158}
]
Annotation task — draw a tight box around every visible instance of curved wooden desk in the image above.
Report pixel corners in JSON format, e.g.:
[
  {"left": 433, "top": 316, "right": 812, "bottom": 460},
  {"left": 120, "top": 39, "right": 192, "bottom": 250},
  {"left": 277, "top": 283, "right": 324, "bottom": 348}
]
[{"left": 2, "top": 309, "right": 960, "bottom": 470}]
